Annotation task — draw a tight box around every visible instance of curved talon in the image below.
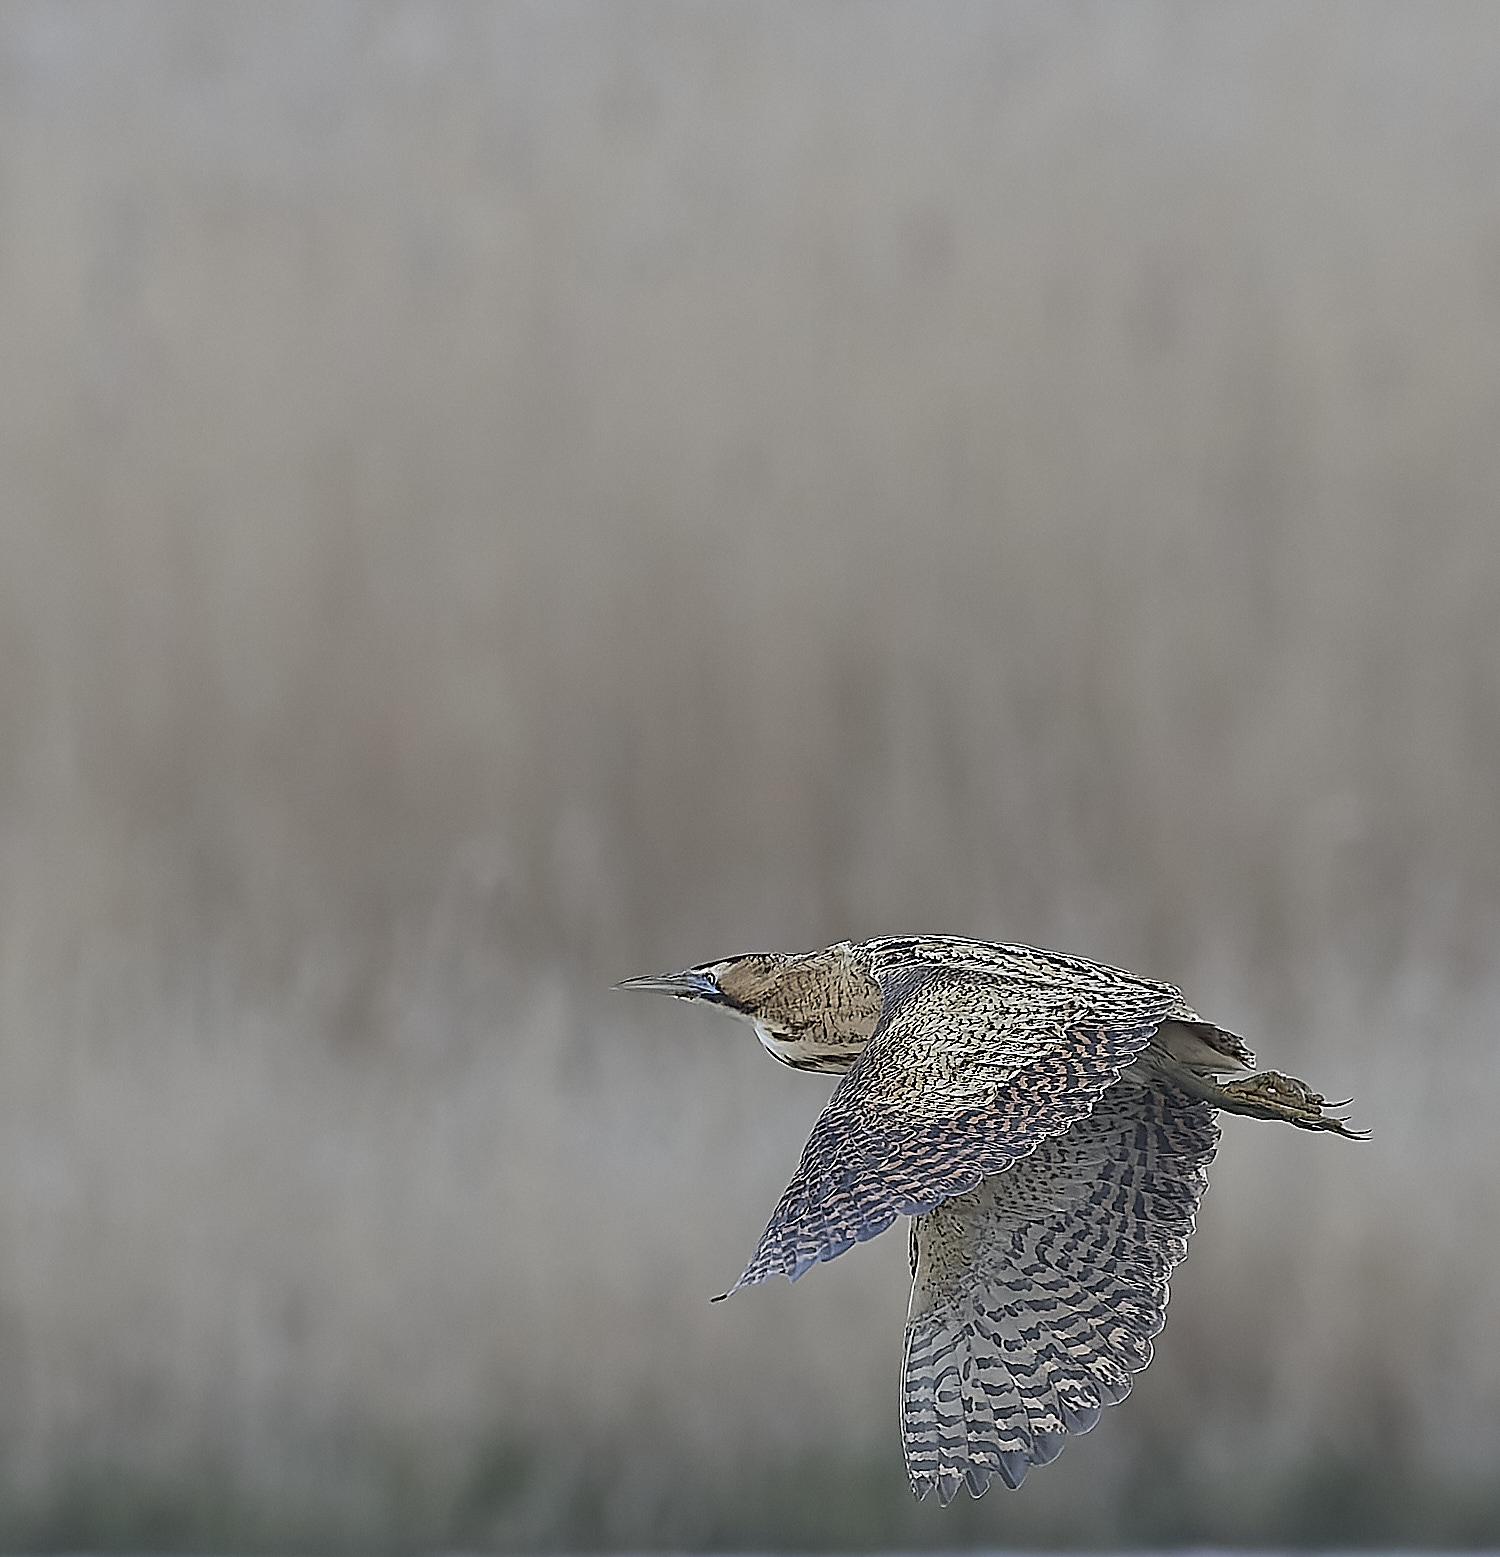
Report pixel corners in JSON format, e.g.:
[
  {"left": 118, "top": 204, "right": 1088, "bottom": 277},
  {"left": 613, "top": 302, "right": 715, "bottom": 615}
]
[{"left": 1208, "top": 1070, "right": 1366, "bottom": 1139}]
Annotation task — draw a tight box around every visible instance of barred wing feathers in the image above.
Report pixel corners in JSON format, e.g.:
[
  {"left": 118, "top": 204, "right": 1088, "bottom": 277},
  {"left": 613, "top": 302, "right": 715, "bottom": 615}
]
[
  {"left": 726, "top": 938, "right": 1199, "bottom": 1294},
  {"left": 903, "top": 1075, "right": 1219, "bottom": 1503}
]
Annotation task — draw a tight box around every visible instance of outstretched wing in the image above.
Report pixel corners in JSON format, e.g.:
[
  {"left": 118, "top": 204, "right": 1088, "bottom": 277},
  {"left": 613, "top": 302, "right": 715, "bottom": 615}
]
[
  {"left": 903, "top": 1071, "right": 1218, "bottom": 1503},
  {"left": 726, "top": 941, "right": 1195, "bottom": 1293}
]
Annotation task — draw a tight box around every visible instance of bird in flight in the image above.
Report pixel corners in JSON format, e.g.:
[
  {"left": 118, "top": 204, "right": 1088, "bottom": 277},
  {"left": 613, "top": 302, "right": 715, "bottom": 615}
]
[{"left": 619, "top": 936, "right": 1360, "bottom": 1505}]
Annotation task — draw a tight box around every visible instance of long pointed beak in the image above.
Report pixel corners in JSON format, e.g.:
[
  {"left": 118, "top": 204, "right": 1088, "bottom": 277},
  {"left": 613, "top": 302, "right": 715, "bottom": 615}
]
[{"left": 614, "top": 970, "right": 723, "bottom": 1000}]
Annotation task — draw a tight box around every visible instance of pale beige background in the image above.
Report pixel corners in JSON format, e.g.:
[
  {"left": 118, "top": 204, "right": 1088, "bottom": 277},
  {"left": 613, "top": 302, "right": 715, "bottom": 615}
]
[{"left": 0, "top": 1, "right": 1497, "bottom": 1547}]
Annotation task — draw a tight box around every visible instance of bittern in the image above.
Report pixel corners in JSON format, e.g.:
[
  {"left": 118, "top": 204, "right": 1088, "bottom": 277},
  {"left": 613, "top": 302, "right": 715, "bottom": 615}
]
[{"left": 619, "top": 936, "right": 1360, "bottom": 1505}]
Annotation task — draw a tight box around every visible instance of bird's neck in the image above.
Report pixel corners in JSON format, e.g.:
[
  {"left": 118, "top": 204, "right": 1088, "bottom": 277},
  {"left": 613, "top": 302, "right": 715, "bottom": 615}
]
[
  {"left": 742, "top": 947, "right": 884, "bottom": 1072},
  {"left": 750, "top": 1017, "right": 862, "bottom": 1073}
]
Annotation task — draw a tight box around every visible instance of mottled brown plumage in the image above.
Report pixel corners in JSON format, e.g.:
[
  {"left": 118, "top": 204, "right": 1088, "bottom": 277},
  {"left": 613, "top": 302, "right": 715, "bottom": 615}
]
[{"left": 618, "top": 935, "right": 1360, "bottom": 1503}]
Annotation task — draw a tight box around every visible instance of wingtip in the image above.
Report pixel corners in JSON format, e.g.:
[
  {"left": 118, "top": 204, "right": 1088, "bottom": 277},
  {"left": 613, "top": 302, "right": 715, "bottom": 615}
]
[{"left": 715, "top": 1269, "right": 755, "bottom": 1301}]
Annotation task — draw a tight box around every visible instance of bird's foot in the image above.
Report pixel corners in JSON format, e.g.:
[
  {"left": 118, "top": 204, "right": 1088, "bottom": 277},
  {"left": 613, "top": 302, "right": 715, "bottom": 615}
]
[{"left": 1217, "top": 1070, "right": 1367, "bottom": 1138}]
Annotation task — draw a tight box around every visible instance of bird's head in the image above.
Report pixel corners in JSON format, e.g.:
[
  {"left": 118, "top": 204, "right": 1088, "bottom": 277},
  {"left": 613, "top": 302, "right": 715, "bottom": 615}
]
[
  {"left": 614, "top": 952, "right": 790, "bottom": 1014},
  {"left": 616, "top": 944, "right": 882, "bottom": 1071}
]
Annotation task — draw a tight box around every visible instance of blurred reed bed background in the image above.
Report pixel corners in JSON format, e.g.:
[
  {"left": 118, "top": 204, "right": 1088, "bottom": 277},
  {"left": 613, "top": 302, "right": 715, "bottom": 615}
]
[{"left": 0, "top": 1, "right": 1497, "bottom": 1548}]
